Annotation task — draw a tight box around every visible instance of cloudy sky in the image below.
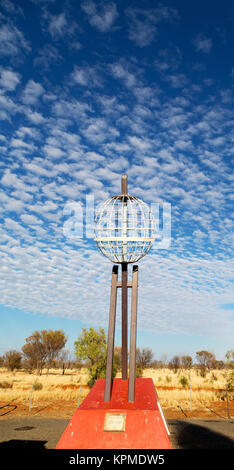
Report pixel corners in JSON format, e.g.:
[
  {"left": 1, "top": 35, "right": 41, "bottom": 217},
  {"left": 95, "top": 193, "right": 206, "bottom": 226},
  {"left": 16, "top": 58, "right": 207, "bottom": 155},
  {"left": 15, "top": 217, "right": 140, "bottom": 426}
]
[{"left": 0, "top": 0, "right": 233, "bottom": 362}]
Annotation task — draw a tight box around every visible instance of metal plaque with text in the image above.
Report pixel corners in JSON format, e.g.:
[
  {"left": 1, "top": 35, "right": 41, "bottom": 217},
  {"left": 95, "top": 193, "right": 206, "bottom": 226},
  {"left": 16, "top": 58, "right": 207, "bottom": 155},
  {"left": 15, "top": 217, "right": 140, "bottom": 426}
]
[{"left": 103, "top": 413, "right": 126, "bottom": 432}]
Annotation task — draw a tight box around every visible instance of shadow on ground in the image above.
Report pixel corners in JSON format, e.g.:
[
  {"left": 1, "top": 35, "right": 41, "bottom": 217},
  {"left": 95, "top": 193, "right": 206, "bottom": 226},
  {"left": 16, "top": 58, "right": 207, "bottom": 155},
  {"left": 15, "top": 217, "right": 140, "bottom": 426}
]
[
  {"left": 0, "top": 439, "right": 47, "bottom": 449},
  {"left": 168, "top": 419, "right": 234, "bottom": 449}
]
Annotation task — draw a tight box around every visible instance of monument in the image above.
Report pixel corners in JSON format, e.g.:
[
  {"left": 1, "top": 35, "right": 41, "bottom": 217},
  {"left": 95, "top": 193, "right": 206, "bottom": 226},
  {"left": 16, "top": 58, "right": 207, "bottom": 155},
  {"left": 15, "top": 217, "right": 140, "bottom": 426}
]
[{"left": 56, "top": 174, "right": 172, "bottom": 449}]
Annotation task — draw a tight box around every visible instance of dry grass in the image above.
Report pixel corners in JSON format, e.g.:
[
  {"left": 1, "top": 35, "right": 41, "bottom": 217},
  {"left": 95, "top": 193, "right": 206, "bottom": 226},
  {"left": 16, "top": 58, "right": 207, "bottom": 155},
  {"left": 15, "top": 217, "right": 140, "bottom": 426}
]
[
  {"left": 142, "top": 367, "right": 228, "bottom": 390},
  {"left": 143, "top": 368, "right": 229, "bottom": 411},
  {"left": 0, "top": 367, "right": 230, "bottom": 411},
  {"left": 156, "top": 388, "right": 221, "bottom": 411},
  {"left": 0, "top": 368, "right": 90, "bottom": 405}
]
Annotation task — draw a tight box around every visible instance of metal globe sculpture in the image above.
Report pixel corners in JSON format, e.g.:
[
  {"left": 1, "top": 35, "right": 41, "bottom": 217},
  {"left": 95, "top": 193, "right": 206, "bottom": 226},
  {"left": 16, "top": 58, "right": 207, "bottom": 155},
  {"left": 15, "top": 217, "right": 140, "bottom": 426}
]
[
  {"left": 94, "top": 176, "right": 156, "bottom": 264},
  {"left": 94, "top": 174, "right": 156, "bottom": 403}
]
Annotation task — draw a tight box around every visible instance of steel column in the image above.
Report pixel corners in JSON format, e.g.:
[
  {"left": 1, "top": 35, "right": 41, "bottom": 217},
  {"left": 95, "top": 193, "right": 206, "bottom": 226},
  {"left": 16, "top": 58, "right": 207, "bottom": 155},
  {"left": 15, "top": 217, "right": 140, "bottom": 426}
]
[
  {"left": 121, "top": 262, "right": 128, "bottom": 380},
  {"left": 128, "top": 265, "right": 138, "bottom": 402},
  {"left": 104, "top": 265, "right": 118, "bottom": 402}
]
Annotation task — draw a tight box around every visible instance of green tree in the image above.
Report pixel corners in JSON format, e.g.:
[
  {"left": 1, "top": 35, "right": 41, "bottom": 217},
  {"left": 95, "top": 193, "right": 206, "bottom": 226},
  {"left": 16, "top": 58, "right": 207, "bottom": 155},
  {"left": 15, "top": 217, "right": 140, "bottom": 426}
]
[
  {"left": 74, "top": 327, "right": 118, "bottom": 387},
  {"left": 74, "top": 327, "right": 106, "bottom": 366},
  {"left": 4, "top": 350, "right": 22, "bottom": 372}
]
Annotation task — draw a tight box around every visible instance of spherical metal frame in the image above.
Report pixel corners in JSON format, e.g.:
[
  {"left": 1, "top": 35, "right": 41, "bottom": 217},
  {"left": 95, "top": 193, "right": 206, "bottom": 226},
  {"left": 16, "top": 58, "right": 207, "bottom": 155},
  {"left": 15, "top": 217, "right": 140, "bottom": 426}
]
[{"left": 94, "top": 194, "right": 156, "bottom": 264}]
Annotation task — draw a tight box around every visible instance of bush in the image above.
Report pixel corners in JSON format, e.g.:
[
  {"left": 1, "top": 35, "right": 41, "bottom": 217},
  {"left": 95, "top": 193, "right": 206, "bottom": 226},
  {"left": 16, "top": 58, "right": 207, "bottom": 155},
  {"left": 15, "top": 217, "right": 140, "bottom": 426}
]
[
  {"left": 87, "top": 355, "right": 119, "bottom": 388},
  {"left": 0, "top": 381, "right": 13, "bottom": 389},
  {"left": 226, "top": 370, "right": 234, "bottom": 392},
  {"left": 74, "top": 327, "right": 120, "bottom": 388},
  {"left": 135, "top": 366, "right": 143, "bottom": 378},
  {"left": 179, "top": 376, "right": 189, "bottom": 388},
  {"left": 4, "top": 350, "right": 22, "bottom": 372},
  {"left": 33, "top": 381, "right": 43, "bottom": 391}
]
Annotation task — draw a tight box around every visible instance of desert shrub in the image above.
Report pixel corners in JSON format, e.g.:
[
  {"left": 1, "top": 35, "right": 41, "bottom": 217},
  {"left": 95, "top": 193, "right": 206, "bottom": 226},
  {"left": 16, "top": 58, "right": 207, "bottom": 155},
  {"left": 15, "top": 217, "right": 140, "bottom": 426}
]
[
  {"left": 33, "top": 381, "right": 43, "bottom": 391},
  {"left": 4, "top": 350, "right": 22, "bottom": 372},
  {"left": 179, "top": 376, "right": 189, "bottom": 388},
  {"left": 165, "top": 375, "right": 171, "bottom": 384},
  {"left": 226, "top": 371, "right": 234, "bottom": 393},
  {"left": 135, "top": 366, "right": 143, "bottom": 378},
  {"left": 0, "top": 381, "right": 13, "bottom": 389}
]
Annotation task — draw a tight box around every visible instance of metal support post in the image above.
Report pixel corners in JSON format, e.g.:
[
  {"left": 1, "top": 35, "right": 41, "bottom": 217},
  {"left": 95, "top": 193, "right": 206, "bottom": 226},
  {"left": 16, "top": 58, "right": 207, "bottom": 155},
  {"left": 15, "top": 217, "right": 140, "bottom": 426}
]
[
  {"left": 121, "top": 262, "right": 128, "bottom": 380},
  {"left": 128, "top": 265, "right": 138, "bottom": 402},
  {"left": 104, "top": 265, "right": 118, "bottom": 402}
]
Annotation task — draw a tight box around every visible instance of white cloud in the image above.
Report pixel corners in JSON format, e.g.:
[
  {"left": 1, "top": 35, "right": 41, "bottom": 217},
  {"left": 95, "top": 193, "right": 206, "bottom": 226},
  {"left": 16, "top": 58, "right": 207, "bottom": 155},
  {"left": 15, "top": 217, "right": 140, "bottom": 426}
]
[
  {"left": 0, "top": 93, "right": 19, "bottom": 118},
  {"left": 128, "top": 135, "right": 151, "bottom": 151},
  {"left": 127, "top": 15, "right": 157, "bottom": 46},
  {"left": 24, "top": 161, "right": 55, "bottom": 178},
  {"left": 16, "top": 126, "right": 41, "bottom": 141},
  {"left": 174, "top": 139, "right": 192, "bottom": 150},
  {"left": 10, "top": 138, "right": 34, "bottom": 151},
  {"left": 20, "top": 213, "right": 43, "bottom": 225},
  {"left": 0, "top": 238, "right": 232, "bottom": 341},
  {"left": 0, "top": 68, "right": 21, "bottom": 91},
  {"left": 155, "top": 47, "right": 182, "bottom": 72},
  {"left": 0, "top": 22, "right": 31, "bottom": 57},
  {"left": 81, "top": 117, "right": 119, "bottom": 144},
  {"left": 48, "top": 12, "right": 67, "bottom": 38},
  {"left": 1, "top": 170, "right": 25, "bottom": 189},
  {"left": 25, "top": 110, "right": 46, "bottom": 124},
  {"left": 43, "top": 145, "right": 66, "bottom": 160},
  {"left": 125, "top": 6, "right": 178, "bottom": 47},
  {"left": 1, "top": 195, "right": 25, "bottom": 213},
  {"left": 21, "top": 80, "right": 44, "bottom": 105},
  {"left": 4, "top": 217, "right": 27, "bottom": 234},
  {"left": 52, "top": 98, "right": 92, "bottom": 121},
  {"left": 194, "top": 33, "right": 212, "bottom": 53},
  {"left": 164, "top": 73, "right": 189, "bottom": 88},
  {"left": 71, "top": 65, "right": 103, "bottom": 88},
  {"left": 81, "top": 1, "right": 118, "bottom": 32},
  {"left": 110, "top": 62, "right": 139, "bottom": 88},
  {"left": 0, "top": 0, "right": 24, "bottom": 15},
  {"left": 33, "top": 44, "right": 62, "bottom": 69}
]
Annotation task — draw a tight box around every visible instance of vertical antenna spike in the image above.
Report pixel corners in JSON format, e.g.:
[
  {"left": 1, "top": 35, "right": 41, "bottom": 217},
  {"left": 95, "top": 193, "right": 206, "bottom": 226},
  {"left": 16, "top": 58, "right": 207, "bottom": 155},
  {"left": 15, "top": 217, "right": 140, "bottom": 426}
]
[{"left": 121, "top": 174, "right": 128, "bottom": 195}]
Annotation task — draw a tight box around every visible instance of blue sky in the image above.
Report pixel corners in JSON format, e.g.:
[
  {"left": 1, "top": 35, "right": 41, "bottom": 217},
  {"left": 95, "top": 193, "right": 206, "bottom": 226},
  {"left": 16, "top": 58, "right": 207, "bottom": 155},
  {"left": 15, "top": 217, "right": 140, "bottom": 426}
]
[{"left": 0, "top": 0, "right": 233, "bottom": 362}]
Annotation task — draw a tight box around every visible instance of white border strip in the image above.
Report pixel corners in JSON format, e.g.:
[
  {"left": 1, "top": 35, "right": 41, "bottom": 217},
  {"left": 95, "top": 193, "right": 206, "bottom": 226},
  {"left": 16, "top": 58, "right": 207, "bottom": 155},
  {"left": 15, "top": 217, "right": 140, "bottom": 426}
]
[{"left": 157, "top": 400, "right": 170, "bottom": 436}]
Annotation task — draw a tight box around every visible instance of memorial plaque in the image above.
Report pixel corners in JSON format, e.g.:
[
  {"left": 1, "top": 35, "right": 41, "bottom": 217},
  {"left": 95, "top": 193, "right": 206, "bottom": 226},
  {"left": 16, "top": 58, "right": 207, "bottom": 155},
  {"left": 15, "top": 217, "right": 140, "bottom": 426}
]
[{"left": 103, "top": 413, "right": 126, "bottom": 432}]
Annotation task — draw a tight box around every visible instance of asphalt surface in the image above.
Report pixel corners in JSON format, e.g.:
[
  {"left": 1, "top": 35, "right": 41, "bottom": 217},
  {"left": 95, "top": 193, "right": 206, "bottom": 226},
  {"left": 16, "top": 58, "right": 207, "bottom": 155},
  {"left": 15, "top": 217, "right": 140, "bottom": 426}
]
[{"left": 0, "top": 417, "right": 233, "bottom": 450}]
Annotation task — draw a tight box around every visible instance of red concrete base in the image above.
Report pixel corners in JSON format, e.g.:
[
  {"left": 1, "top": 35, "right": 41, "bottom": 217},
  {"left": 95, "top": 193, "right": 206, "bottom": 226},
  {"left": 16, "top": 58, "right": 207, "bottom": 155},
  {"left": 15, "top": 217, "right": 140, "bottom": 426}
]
[{"left": 56, "top": 378, "right": 172, "bottom": 449}]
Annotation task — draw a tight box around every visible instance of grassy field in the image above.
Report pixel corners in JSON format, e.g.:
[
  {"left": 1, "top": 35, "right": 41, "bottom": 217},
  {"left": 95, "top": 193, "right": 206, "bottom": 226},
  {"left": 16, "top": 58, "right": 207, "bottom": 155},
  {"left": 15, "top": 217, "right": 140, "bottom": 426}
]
[
  {"left": 0, "top": 366, "right": 231, "bottom": 413},
  {"left": 143, "top": 368, "right": 230, "bottom": 411}
]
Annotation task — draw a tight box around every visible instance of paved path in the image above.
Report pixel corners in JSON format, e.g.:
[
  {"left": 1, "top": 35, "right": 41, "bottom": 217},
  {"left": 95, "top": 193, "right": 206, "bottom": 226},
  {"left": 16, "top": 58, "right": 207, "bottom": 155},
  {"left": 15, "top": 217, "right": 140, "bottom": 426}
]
[{"left": 0, "top": 417, "right": 233, "bottom": 450}]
